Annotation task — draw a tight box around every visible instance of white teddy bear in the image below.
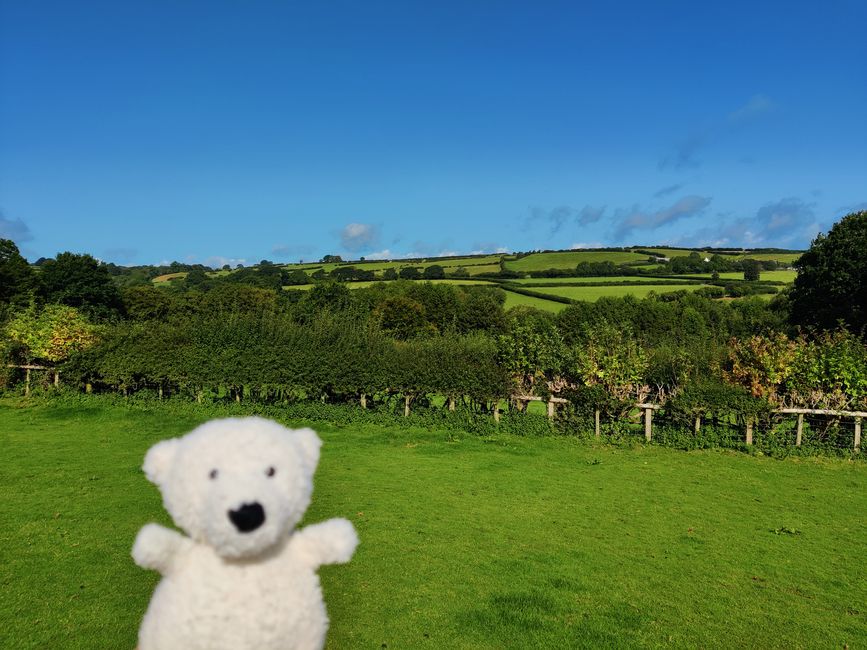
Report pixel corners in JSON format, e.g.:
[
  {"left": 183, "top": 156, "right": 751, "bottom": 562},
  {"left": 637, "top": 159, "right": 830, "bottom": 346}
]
[{"left": 132, "top": 417, "right": 358, "bottom": 650}]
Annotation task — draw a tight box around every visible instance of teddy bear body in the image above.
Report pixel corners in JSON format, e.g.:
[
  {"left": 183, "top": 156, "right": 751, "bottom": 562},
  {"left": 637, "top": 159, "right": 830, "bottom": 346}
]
[{"left": 132, "top": 418, "right": 357, "bottom": 650}]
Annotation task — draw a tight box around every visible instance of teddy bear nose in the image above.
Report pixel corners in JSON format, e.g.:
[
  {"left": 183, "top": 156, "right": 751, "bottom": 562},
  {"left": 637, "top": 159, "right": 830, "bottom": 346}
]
[{"left": 228, "top": 502, "right": 266, "bottom": 533}]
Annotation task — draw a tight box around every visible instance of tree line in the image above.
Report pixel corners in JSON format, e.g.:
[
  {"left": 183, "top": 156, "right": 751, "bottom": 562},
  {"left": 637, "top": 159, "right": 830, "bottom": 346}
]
[{"left": 1, "top": 211, "right": 865, "bottom": 449}]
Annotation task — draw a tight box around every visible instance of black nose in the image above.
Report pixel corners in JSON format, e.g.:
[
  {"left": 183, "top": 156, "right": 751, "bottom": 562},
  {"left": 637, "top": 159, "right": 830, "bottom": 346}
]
[{"left": 228, "top": 502, "right": 266, "bottom": 533}]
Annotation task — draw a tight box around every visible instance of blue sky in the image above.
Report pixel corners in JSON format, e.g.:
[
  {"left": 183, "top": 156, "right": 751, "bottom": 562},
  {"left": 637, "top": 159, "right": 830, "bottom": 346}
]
[{"left": 1, "top": 1, "right": 865, "bottom": 266}]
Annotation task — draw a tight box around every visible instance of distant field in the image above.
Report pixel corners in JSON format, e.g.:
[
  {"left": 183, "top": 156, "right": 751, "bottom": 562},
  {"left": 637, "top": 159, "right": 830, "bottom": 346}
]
[
  {"left": 282, "top": 255, "right": 504, "bottom": 275},
  {"left": 682, "top": 270, "right": 797, "bottom": 283},
  {"left": 501, "top": 291, "right": 566, "bottom": 312},
  {"left": 511, "top": 276, "right": 696, "bottom": 285},
  {"left": 505, "top": 251, "right": 647, "bottom": 272},
  {"left": 285, "top": 279, "right": 498, "bottom": 291},
  {"left": 739, "top": 253, "right": 803, "bottom": 264},
  {"left": 530, "top": 284, "right": 705, "bottom": 302},
  {"left": 152, "top": 272, "right": 186, "bottom": 283},
  {"left": 636, "top": 247, "right": 701, "bottom": 258}
]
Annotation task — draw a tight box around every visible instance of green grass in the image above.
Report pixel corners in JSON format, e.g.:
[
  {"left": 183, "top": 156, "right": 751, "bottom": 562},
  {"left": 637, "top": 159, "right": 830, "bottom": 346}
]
[
  {"left": 529, "top": 284, "right": 705, "bottom": 302},
  {"left": 0, "top": 398, "right": 864, "bottom": 649},
  {"left": 740, "top": 253, "right": 803, "bottom": 264},
  {"left": 682, "top": 270, "right": 798, "bottom": 283},
  {"left": 511, "top": 276, "right": 696, "bottom": 285},
  {"left": 502, "top": 291, "right": 567, "bottom": 312},
  {"left": 504, "top": 251, "right": 647, "bottom": 272},
  {"left": 635, "top": 247, "right": 702, "bottom": 258}
]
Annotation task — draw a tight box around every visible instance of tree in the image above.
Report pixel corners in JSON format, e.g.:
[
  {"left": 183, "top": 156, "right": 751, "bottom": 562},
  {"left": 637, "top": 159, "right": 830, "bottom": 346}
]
[
  {"left": 5, "top": 304, "right": 98, "bottom": 364},
  {"left": 374, "top": 296, "right": 430, "bottom": 340},
  {"left": 382, "top": 268, "right": 398, "bottom": 281},
  {"left": 743, "top": 259, "right": 761, "bottom": 281},
  {"left": 422, "top": 264, "right": 445, "bottom": 280},
  {"left": 0, "top": 239, "right": 34, "bottom": 312},
  {"left": 790, "top": 210, "right": 867, "bottom": 332},
  {"left": 399, "top": 266, "right": 421, "bottom": 280},
  {"left": 320, "top": 254, "right": 343, "bottom": 263},
  {"left": 37, "top": 252, "right": 123, "bottom": 320}
]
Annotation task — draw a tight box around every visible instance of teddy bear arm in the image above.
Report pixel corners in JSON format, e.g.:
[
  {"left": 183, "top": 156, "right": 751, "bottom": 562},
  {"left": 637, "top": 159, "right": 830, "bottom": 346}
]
[
  {"left": 292, "top": 518, "right": 359, "bottom": 568},
  {"left": 132, "top": 523, "right": 190, "bottom": 575}
]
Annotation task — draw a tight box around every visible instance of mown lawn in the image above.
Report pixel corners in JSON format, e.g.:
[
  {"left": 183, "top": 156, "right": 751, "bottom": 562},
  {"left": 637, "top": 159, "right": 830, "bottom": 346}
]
[{"left": 0, "top": 399, "right": 864, "bottom": 649}]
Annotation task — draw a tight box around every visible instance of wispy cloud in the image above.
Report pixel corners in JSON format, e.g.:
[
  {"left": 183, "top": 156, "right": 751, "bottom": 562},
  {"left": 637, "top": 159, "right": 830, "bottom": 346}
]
[
  {"left": 660, "top": 94, "right": 776, "bottom": 170},
  {"left": 677, "top": 197, "right": 822, "bottom": 248},
  {"left": 340, "top": 223, "right": 380, "bottom": 252},
  {"left": 0, "top": 212, "right": 33, "bottom": 242},
  {"left": 659, "top": 131, "right": 708, "bottom": 170},
  {"left": 525, "top": 204, "right": 606, "bottom": 234},
  {"left": 728, "top": 94, "right": 774, "bottom": 123},
  {"left": 653, "top": 183, "right": 685, "bottom": 198},
  {"left": 613, "top": 195, "right": 712, "bottom": 239}
]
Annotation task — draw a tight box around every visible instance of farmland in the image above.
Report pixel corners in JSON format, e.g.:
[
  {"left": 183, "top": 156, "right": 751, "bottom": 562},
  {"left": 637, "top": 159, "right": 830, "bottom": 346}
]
[
  {"left": 519, "top": 283, "right": 705, "bottom": 302},
  {"left": 1, "top": 399, "right": 864, "bottom": 649}
]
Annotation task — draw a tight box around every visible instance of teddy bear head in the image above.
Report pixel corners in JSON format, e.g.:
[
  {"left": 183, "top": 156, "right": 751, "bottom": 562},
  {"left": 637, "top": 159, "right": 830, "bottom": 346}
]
[{"left": 143, "top": 417, "right": 321, "bottom": 560}]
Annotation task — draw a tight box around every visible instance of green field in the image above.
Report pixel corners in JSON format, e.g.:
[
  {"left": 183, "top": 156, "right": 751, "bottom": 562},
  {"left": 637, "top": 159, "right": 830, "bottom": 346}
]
[
  {"left": 1, "top": 399, "right": 864, "bottom": 649},
  {"left": 740, "top": 253, "right": 803, "bottom": 264},
  {"left": 636, "top": 248, "right": 701, "bottom": 258},
  {"left": 528, "top": 284, "right": 705, "bottom": 302},
  {"left": 683, "top": 270, "right": 797, "bottom": 283},
  {"left": 504, "top": 251, "right": 647, "bottom": 272},
  {"left": 502, "top": 291, "right": 566, "bottom": 312},
  {"left": 511, "top": 276, "right": 697, "bottom": 285}
]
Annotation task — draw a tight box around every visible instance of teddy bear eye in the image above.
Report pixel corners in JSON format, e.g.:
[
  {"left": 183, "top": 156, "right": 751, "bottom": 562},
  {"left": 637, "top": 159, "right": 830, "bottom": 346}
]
[
  {"left": 209, "top": 469, "right": 218, "bottom": 480},
  {"left": 266, "top": 466, "right": 276, "bottom": 478}
]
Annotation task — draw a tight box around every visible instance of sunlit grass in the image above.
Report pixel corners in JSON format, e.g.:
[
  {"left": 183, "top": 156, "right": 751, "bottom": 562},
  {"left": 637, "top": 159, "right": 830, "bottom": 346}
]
[{"left": 1, "top": 399, "right": 864, "bottom": 649}]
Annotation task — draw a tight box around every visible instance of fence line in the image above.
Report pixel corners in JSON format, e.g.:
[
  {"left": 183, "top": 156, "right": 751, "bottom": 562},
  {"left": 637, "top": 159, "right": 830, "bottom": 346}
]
[{"left": 515, "top": 395, "right": 862, "bottom": 452}]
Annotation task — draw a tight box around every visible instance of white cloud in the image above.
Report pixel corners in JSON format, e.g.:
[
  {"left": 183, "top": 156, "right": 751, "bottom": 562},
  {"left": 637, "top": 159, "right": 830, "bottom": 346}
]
[
  {"left": 0, "top": 213, "right": 33, "bottom": 242},
  {"left": 340, "top": 222, "right": 380, "bottom": 252}
]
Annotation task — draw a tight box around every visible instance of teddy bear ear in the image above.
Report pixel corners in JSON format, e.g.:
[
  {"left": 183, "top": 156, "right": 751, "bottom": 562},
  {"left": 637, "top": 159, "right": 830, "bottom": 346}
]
[
  {"left": 293, "top": 428, "right": 321, "bottom": 473},
  {"left": 143, "top": 438, "right": 180, "bottom": 486}
]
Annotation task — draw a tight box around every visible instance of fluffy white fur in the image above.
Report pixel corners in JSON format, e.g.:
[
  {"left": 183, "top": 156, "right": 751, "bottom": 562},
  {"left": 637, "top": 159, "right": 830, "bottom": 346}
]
[{"left": 132, "top": 417, "right": 358, "bottom": 650}]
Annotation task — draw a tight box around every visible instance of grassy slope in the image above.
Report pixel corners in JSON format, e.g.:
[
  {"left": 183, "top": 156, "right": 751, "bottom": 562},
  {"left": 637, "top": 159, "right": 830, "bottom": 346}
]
[
  {"left": 504, "top": 251, "right": 647, "bottom": 272},
  {"left": 511, "top": 276, "right": 696, "bottom": 285},
  {"left": 682, "top": 270, "right": 797, "bottom": 283},
  {"left": 528, "top": 284, "right": 704, "bottom": 302},
  {"left": 502, "top": 291, "right": 567, "bottom": 312},
  {"left": 1, "top": 399, "right": 864, "bottom": 649}
]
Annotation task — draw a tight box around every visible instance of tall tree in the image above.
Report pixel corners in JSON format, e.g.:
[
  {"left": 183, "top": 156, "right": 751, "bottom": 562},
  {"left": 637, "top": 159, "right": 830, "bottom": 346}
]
[
  {"left": 37, "top": 252, "right": 123, "bottom": 320},
  {"left": 790, "top": 210, "right": 867, "bottom": 332},
  {"left": 0, "top": 239, "right": 34, "bottom": 312}
]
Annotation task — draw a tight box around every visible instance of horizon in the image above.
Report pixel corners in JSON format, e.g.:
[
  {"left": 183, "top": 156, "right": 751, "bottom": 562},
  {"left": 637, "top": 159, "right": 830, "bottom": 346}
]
[{"left": 1, "top": 1, "right": 865, "bottom": 266}]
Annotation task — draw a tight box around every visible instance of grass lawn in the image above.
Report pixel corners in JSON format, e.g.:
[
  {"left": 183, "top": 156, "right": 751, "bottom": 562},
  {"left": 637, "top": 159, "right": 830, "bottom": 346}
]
[
  {"left": 530, "top": 284, "right": 704, "bottom": 302},
  {"left": 1, "top": 398, "right": 864, "bottom": 649},
  {"left": 740, "top": 253, "right": 803, "bottom": 264}
]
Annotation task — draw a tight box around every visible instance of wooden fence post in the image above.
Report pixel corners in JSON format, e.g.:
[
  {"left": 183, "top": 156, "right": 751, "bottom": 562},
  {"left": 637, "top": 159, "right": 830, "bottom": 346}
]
[
  {"left": 24, "top": 367, "right": 31, "bottom": 396},
  {"left": 85, "top": 382, "right": 92, "bottom": 394},
  {"left": 694, "top": 415, "right": 701, "bottom": 435},
  {"left": 404, "top": 395, "right": 411, "bottom": 417},
  {"left": 360, "top": 393, "right": 367, "bottom": 409},
  {"left": 196, "top": 389, "right": 202, "bottom": 404},
  {"left": 493, "top": 401, "right": 500, "bottom": 423},
  {"left": 796, "top": 413, "right": 803, "bottom": 446},
  {"left": 595, "top": 409, "right": 600, "bottom": 437},
  {"left": 448, "top": 396, "right": 455, "bottom": 411},
  {"left": 547, "top": 399, "right": 554, "bottom": 420},
  {"left": 644, "top": 407, "right": 652, "bottom": 442},
  {"left": 746, "top": 419, "right": 753, "bottom": 445},
  {"left": 855, "top": 417, "right": 862, "bottom": 453},
  {"left": 158, "top": 385, "right": 164, "bottom": 400},
  {"left": 54, "top": 371, "right": 60, "bottom": 387}
]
